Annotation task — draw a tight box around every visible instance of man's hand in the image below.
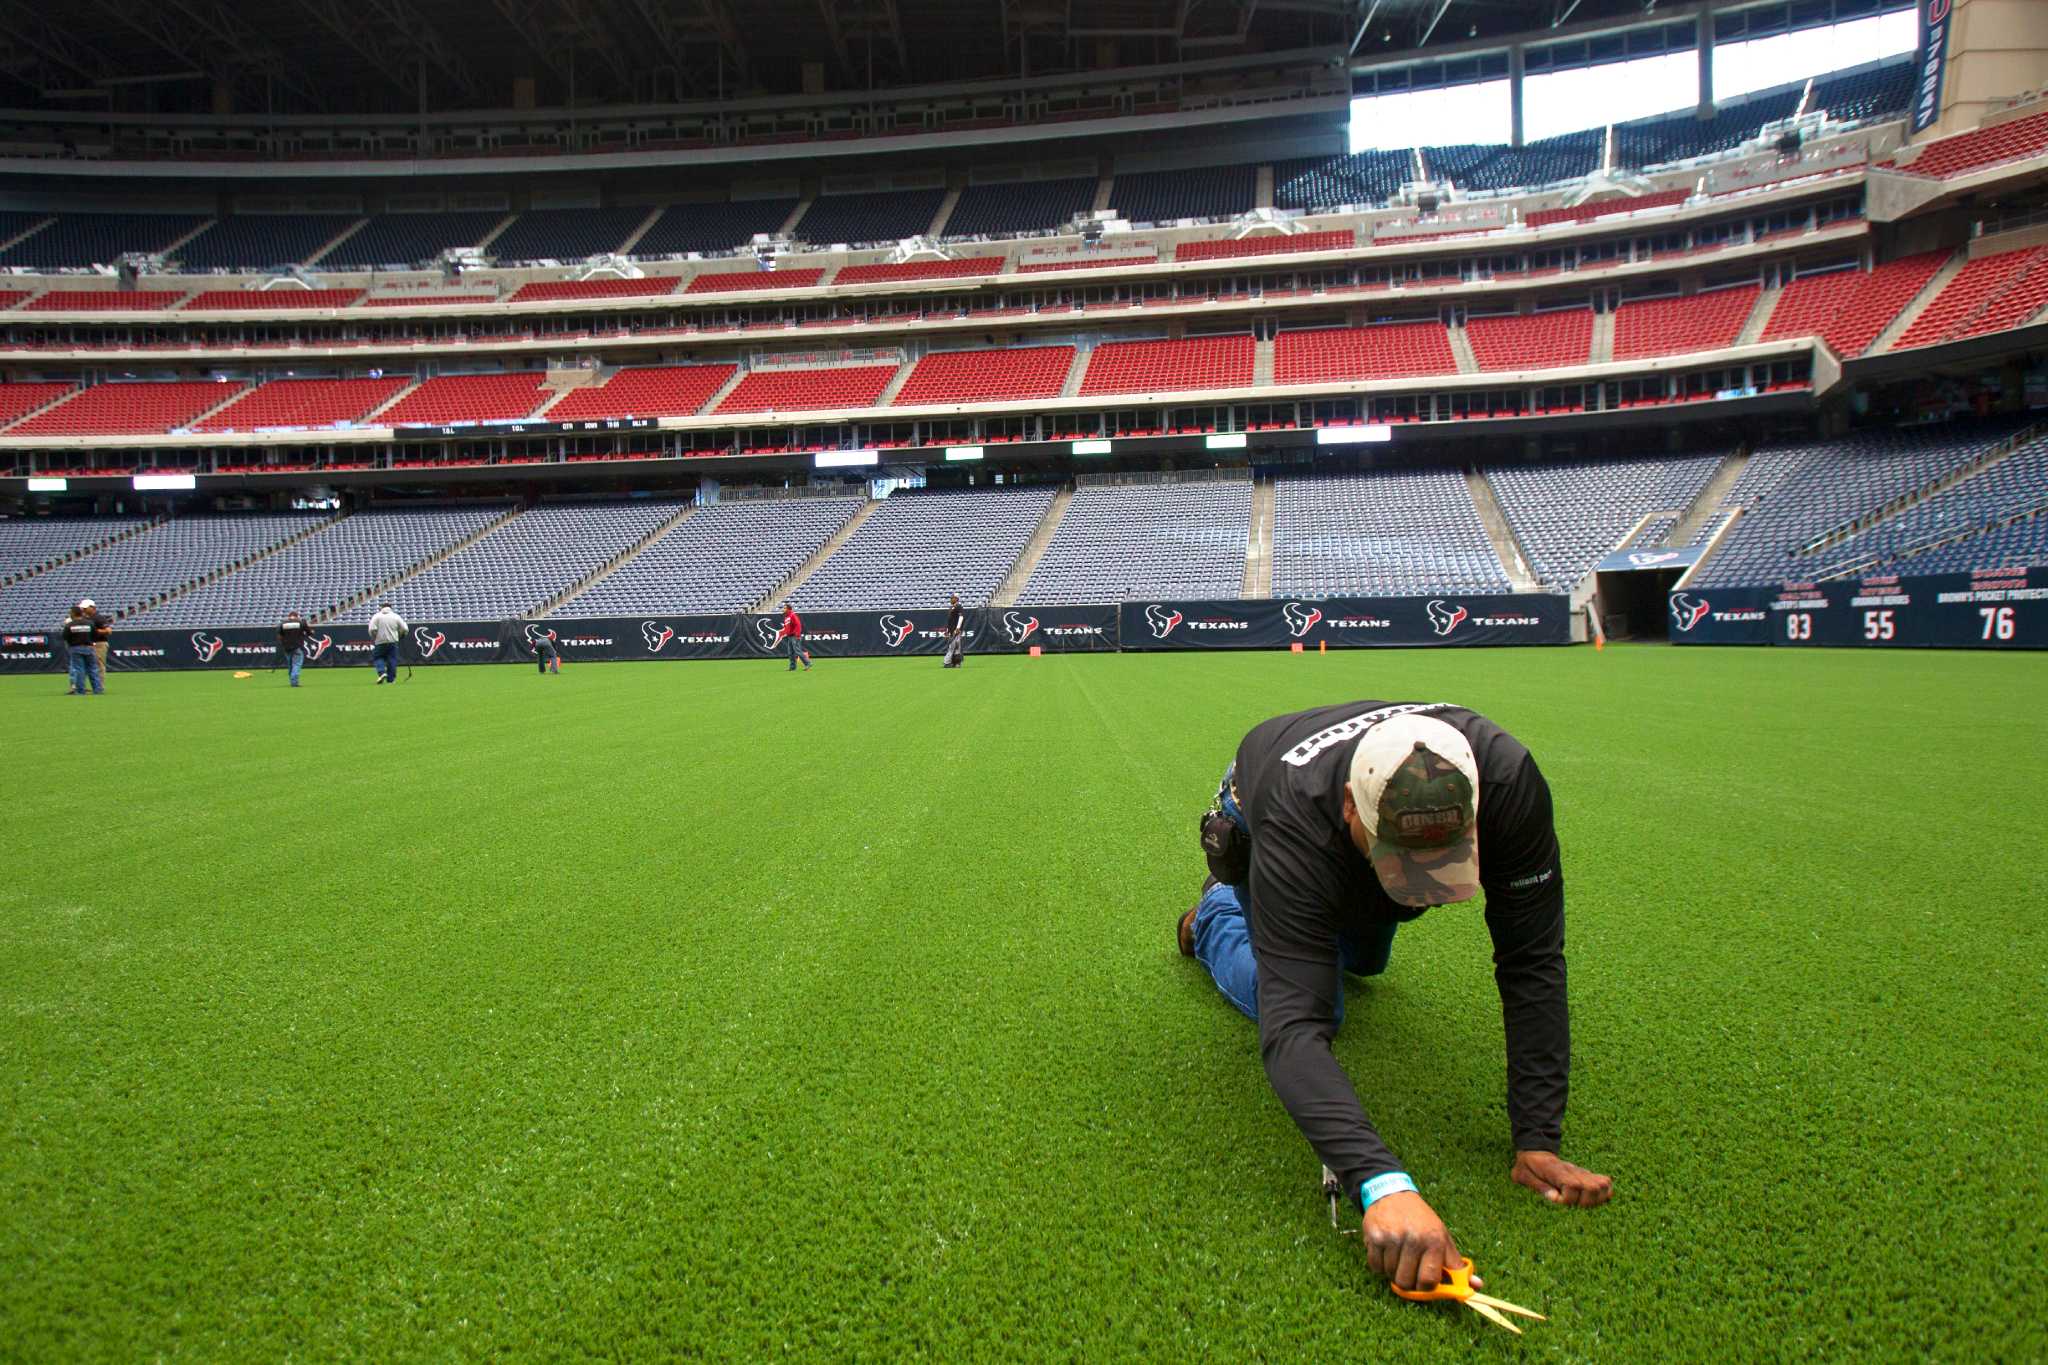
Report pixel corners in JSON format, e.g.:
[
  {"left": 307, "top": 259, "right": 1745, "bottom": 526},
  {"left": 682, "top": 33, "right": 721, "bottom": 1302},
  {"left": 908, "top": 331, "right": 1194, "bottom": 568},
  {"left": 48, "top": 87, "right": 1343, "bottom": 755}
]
[
  {"left": 1511, "top": 1150, "right": 1613, "bottom": 1207},
  {"left": 1361, "top": 1190, "right": 1473, "bottom": 1293}
]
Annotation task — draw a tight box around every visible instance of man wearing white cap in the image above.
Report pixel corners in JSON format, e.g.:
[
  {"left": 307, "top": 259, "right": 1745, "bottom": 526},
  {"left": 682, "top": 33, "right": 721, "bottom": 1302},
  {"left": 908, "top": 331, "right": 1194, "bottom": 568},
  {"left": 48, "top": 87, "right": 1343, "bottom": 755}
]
[{"left": 1176, "top": 701, "right": 1611, "bottom": 1294}]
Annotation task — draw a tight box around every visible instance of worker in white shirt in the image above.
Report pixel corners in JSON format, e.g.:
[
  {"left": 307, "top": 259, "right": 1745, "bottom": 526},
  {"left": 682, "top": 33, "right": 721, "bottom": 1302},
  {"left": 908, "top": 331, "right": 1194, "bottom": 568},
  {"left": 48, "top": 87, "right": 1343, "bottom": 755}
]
[{"left": 367, "top": 602, "right": 407, "bottom": 685}]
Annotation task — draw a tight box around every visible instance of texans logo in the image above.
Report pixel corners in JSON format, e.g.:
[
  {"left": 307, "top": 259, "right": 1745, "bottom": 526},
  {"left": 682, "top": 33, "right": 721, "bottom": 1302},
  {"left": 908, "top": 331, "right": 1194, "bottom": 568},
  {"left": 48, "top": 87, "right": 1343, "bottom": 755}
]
[
  {"left": 303, "top": 633, "right": 332, "bottom": 660},
  {"left": 1629, "top": 551, "right": 1682, "bottom": 568},
  {"left": 1670, "top": 593, "right": 1711, "bottom": 633},
  {"left": 879, "top": 614, "right": 916, "bottom": 648},
  {"left": 1282, "top": 602, "right": 1324, "bottom": 638},
  {"left": 522, "top": 623, "right": 557, "bottom": 650},
  {"left": 190, "top": 631, "right": 224, "bottom": 662},
  {"left": 752, "top": 617, "right": 786, "bottom": 652},
  {"left": 641, "top": 621, "right": 674, "bottom": 653},
  {"left": 1144, "top": 605, "right": 1183, "bottom": 639},
  {"left": 412, "top": 626, "right": 446, "bottom": 658},
  {"left": 1425, "top": 600, "right": 1468, "bottom": 637},
  {"left": 1000, "top": 611, "right": 1039, "bottom": 644}
]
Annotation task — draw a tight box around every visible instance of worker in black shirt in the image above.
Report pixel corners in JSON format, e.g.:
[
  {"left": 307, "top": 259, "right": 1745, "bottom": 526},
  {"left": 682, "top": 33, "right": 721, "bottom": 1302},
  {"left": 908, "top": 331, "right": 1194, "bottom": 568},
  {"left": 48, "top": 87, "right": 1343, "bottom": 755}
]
[
  {"left": 61, "top": 603, "right": 102, "bottom": 696},
  {"left": 1176, "top": 701, "right": 1611, "bottom": 1294},
  {"left": 942, "top": 594, "right": 966, "bottom": 668},
  {"left": 278, "top": 611, "right": 311, "bottom": 687}
]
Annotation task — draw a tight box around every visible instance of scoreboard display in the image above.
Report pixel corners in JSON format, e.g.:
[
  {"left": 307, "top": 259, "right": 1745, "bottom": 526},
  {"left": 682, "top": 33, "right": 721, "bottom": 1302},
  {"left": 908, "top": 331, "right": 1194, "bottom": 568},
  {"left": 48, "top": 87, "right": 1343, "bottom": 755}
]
[{"left": 1678, "top": 568, "right": 2045, "bottom": 649}]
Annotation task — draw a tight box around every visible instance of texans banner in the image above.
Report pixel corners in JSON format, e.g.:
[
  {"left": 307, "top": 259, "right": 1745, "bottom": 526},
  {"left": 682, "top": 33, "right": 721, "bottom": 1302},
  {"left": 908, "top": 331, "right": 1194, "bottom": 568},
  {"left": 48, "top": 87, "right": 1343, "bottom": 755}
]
[
  {"left": 1666, "top": 588, "right": 1772, "bottom": 645},
  {"left": 1673, "top": 568, "right": 2045, "bottom": 649},
  {"left": 973, "top": 605, "right": 1119, "bottom": 654},
  {"left": 1119, "top": 594, "right": 1571, "bottom": 650},
  {"left": 1912, "top": 0, "right": 1951, "bottom": 135},
  {"left": 0, "top": 630, "right": 58, "bottom": 674},
  {"left": 737, "top": 608, "right": 970, "bottom": 659},
  {"left": 1595, "top": 546, "right": 1706, "bottom": 574}
]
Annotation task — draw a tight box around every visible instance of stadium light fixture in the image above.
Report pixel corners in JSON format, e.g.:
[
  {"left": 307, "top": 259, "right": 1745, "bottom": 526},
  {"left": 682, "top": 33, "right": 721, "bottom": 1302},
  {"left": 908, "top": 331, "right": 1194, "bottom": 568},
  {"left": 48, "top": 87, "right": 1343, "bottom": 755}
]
[
  {"left": 26, "top": 477, "right": 68, "bottom": 492},
  {"left": 814, "top": 449, "right": 879, "bottom": 469},
  {"left": 1315, "top": 425, "right": 1393, "bottom": 446},
  {"left": 945, "top": 445, "right": 985, "bottom": 461},
  {"left": 1071, "top": 439, "right": 1113, "bottom": 455},
  {"left": 1205, "top": 433, "right": 1247, "bottom": 450},
  {"left": 133, "top": 473, "right": 197, "bottom": 490}
]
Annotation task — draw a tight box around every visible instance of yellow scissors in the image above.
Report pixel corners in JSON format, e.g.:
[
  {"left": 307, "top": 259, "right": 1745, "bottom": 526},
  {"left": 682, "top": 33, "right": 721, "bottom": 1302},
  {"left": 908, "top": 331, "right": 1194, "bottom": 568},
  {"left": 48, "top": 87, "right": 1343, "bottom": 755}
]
[{"left": 1393, "top": 1258, "right": 1547, "bottom": 1335}]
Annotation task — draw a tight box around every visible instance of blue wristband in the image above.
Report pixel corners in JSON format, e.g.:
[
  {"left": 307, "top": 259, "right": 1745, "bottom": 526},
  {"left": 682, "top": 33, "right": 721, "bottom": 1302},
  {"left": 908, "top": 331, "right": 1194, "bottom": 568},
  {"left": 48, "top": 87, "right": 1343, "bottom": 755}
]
[{"left": 1359, "top": 1172, "right": 1418, "bottom": 1208}]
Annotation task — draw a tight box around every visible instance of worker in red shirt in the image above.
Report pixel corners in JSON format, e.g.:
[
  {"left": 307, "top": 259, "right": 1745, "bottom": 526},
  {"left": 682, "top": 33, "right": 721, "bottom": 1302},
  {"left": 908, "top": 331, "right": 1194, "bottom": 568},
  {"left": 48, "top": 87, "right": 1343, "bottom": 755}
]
[{"left": 776, "top": 602, "right": 813, "bottom": 672}]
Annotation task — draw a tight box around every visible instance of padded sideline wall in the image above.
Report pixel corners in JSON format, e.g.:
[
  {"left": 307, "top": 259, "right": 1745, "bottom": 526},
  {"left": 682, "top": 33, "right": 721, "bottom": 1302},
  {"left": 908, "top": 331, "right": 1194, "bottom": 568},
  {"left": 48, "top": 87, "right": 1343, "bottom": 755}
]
[{"left": 1935, "top": 0, "right": 2048, "bottom": 137}]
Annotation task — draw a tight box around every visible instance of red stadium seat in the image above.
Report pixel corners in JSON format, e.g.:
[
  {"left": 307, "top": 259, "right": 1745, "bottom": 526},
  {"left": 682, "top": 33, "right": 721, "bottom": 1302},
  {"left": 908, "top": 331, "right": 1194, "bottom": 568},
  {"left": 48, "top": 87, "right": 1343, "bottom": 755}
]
[
  {"left": 1464, "top": 310, "right": 1593, "bottom": 370},
  {"left": 1274, "top": 322, "right": 1457, "bottom": 381},
  {"left": 546, "top": 364, "right": 738, "bottom": 420},
  {"left": 891, "top": 346, "right": 1075, "bottom": 405},
  {"left": 507, "top": 278, "right": 683, "bottom": 304},
  {"left": 1077, "top": 336, "right": 1255, "bottom": 396},
  {"left": 1612, "top": 286, "right": 1759, "bottom": 360},
  {"left": 833, "top": 257, "right": 1006, "bottom": 285},
  {"left": 686, "top": 268, "right": 827, "bottom": 293},
  {"left": 714, "top": 364, "right": 899, "bottom": 413},
  {"left": 181, "top": 289, "right": 365, "bottom": 310},
  {"left": 1895, "top": 109, "right": 2048, "bottom": 180},
  {"left": 13, "top": 380, "right": 242, "bottom": 434},
  {"left": 25, "top": 290, "right": 186, "bottom": 312},
  {"left": 192, "top": 376, "right": 408, "bottom": 432},
  {"left": 1175, "top": 230, "right": 1355, "bottom": 262},
  {"left": 377, "top": 373, "right": 550, "bottom": 425}
]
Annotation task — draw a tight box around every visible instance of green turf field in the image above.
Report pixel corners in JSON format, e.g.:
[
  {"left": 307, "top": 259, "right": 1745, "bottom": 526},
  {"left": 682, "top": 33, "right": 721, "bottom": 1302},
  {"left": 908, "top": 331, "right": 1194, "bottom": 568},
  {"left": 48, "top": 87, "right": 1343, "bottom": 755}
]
[{"left": 2, "top": 646, "right": 2043, "bottom": 1361}]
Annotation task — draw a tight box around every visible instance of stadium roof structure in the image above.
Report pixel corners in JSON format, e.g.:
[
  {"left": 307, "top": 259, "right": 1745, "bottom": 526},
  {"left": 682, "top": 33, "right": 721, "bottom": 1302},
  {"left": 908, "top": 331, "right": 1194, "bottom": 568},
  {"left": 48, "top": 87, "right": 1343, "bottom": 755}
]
[{"left": 0, "top": 0, "right": 1749, "bottom": 118}]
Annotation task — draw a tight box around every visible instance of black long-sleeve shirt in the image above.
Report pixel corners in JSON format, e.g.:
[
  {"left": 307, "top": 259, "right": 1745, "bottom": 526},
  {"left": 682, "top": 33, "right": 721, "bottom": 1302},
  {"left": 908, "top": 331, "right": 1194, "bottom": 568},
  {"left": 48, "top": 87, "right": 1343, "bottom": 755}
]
[
  {"left": 278, "top": 619, "right": 310, "bottom": 652},
  {"left": 1231, "top": 701, "right": 1569, "bottom": 1207}
]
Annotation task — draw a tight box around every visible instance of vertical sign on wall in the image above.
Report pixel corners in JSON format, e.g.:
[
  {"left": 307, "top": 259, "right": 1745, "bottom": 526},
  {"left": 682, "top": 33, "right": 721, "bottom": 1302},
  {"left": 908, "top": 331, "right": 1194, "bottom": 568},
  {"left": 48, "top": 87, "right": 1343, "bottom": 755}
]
[{"left": 1912, "top": 0, "right": 1952, "bottom": 134}]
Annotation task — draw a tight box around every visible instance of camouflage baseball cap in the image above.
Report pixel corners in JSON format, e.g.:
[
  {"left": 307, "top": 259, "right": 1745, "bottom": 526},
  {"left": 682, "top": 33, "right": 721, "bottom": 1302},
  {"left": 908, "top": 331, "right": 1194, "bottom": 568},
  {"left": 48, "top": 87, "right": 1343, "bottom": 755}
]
[{"left": 1347, "top": 715, "right": 1480, "bottom": 908}]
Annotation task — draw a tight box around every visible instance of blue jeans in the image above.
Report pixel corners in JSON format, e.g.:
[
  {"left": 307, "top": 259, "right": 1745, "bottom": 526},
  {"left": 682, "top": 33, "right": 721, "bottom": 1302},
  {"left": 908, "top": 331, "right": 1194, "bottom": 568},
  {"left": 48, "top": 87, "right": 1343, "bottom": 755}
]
[
  {"left": 286, "top": 648, "right": 304, "bottom": 686},
  {"left": 68, "top": 648, "right": 103, "bottom": 695},
  {"left": 371, "top": 641, "right": 398, "bottom": 680},
  {"left": 1191, "top": 882, "right": 1399, "bottom": 1025},
  {"left": 1192, "top": 761, "right": 1404, "bottom": 1024},
  {"left": 786, "top": 635, "right": 807, "bottom": 669}
]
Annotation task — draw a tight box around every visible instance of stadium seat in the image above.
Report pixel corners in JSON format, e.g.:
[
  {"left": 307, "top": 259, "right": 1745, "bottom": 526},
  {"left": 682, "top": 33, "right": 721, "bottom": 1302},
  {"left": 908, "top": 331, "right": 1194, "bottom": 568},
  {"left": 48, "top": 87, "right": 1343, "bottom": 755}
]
[
  {"left": 1175, "top": 230, "right": 1354, "bottom": 262},
  {"left": 631, "top": 200, "right": 799, "bottom": 256},
  {"left": 1612, "top": 286, "right": 1760, "bottom": 360},
  {"left": 181, "top": 289, "right": 366, "bottom": 310},
  {"left": 0, "top": 213, "right": 205, "bottom": 269},
  {"left": 1525, "top": 189, "right": 1687, "bottom": 229},
  {"left": 1271, "top": 151, "right": 1413, "bottom": 211},
  {"left": 318, "top": 212, "right": 504, "bottom": 269},
  {"left": 13, "top": 380, "right": 242, "bottom": 435},
  {"left": 507, "top": 277, "right": 682, "bottom": 304},
  {"left": 1489, "top": 455, "right": 1723, "bottom": 590},
  {"left": 192, "top": 377, "right": 408, "bottom": 433},
  {"left": 1423, "top": 131, "right": 1601, "bottom": 190},
  {"left": 25, "top": 290, "right": 186, "bottom": 312},
  {"left": 1808, "top": 57, "right": 1915, "bottom": 126},
  {"left": 1463, "top": 310, "right": 1594, "bottom": 370},
  {"left": 0, "top": 514, "right": 329, "bottom": 627},
  {"left": 686, "top": 268, "right": 827, "bottom": 293},
  {"left": 1614, "top": 89, "right": 1803, "bottom": 167},
  {"left": 1078, "top": 336, "right": 1255, "bottom": 396},
  {"left": 118, "top": 506, "right": 512, "bottom": 627},
  {"left": 1761, "top": 253, "right": 1949, "bottom": 357},
  {"left": 169, "top": 215, "right": 360, "bottom": 270},
  {"left": 942, "top": 179, "right": 1097, "bottom": 239},
  {"left": 797, "top": 485, "right": 1056, "bottom": 609},
  {"left": 487, "top": 208, "right": 648, "bottom": 262},
  {"left": 1894, "top": 108, "right": 2048, "bottom": 180},
  {"left": 833, "top": 257, "right": 1006, "bottom": 285},
  {"left": 1020, "top": 480, "right": 1251, "bottom": 604},
  {"left": 0, "top": 381, "right": 77, "bottom": 429},
  {"left": 1109, "top": 166, "right": 1256, "bottom": 224},
  {"left": 1274, "top": 322, "right": 1457, "bottom": 381},
  {"left": 546, "top": 364, "right": 738, "bottom": 420},
  {"left": 891, "top": 346, "right": 1074, "bottom": 406},
  {"left": 558, "top": 497, "right": 863, "bottom": 616},
  {"left": 714, "top": 364, "right": 900, "bottom": 414},
  {"left": 1271, "top": 471, "right": 1510, "bottom": 596},
  {"left": 377, "top": 373, "right": 549, "bottom": 425},
  {"left": 1895, "top": 246, "right": 2048, "bottom": 349},
  {"left": 793, "top": 189, "right": 947, "bottom": 246}
]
